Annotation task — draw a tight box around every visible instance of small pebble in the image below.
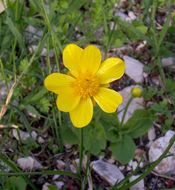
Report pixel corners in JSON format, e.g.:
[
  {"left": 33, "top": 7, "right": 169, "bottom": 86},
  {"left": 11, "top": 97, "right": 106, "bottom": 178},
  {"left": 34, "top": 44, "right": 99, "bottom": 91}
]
[
  {"left": 148, "top": 127, "right": 156, "bottom": 141},
  {"left": 91, "top": 160, "right": 124, "bottom": 186},
  {"left": 129, "top": 175, "right": 145, "bottom": 190},
  {"left": 56, "top": 160, "right": 65, "bottom": 170},
  {"left": 54, "top": 181, "right": 64, "bottom": 189},
  {"left": 38, "top": 136, "right": 45, "bottom": 144}
]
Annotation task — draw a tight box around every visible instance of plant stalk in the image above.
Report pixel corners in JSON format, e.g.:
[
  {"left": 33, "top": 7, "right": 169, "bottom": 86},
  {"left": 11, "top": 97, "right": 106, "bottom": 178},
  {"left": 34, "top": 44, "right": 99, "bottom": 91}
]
[
  {"left": 79, "top": 128, "right": 84, "bottom": 189},
  {"left": 120, "top": 96, "right": 133, "bottom": 127}
]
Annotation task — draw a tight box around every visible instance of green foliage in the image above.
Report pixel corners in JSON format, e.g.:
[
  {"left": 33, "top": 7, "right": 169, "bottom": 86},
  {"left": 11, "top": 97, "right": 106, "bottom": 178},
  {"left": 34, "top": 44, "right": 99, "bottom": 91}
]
[
  {"left": 124, "top": 109, "right": 155, "bottom": 138},
  {"left": 0, "top": 0, "right": 175, "bottom": 188},
  {"left": 48, "top": 185, "right": 58, "bottom": 190},
  {"left": 61, "top": 120, "right": 79, "bottom": 145},
  {"left": 20, "top": 86, "right": 50, "bottom": 113},
  {"left": 104, "top": 109, "right": 155, "bottom": 164},
  {"left": 4, "top": 176, "right": 27, "bottom": 190},
  {"left": 61, "top": 115, "right": 107, "bottom": 155},
  {"left": 60, "top": 108, "right": 155, "bottom": 164},
  {"left": 110, "top": 135, "right": 136, "bottom": 164},
  {"left": 114, "top": 17, "right": 148, "bottom": 42},
  {"left": 83, "top": 121, "right": 106, "bottom": 155}
]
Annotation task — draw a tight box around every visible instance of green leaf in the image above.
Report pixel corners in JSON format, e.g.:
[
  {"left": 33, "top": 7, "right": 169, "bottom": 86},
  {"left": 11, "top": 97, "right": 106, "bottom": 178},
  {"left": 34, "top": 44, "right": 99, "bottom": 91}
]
[
  {"left": 61, "top": 124, "right": 79, "bottom": 145},
  {"left": 113, "top": 38, "right": 124, "bottom": 48},
  {"left": 106, "top": 127, "right": 122, "bottom": 143},
  {"left": 158, "top": 13, "right": 171, "bottom": 47},
  {"left": 136, "top": 25, "right": 148, "bottom": 34},
  {"left": 19, "top": 59, "right": 29, "bottom": 72},
  {"left": 37, "top": 97, "right": 51, "bottom": 113},
  {"left": 67, "top": 0, "right": 87, "bottom": 11},
  {"left": 6, "top": 17, "right": 25, "bottom": 50},
  {"left": 48, "top": 185, "right": 58, "bottom": 190},
  {"left": 98, "top": 111, "right": 120, "bottom": 132},
  {"left": 22, "top": 87, "right": 48, "bottom": 104},
  {"left": 25, "top": 105, "right": 41, "bottom": 117},
  {"left": 83, "top": 121, "right": 106, "bottom": 155},
  {"left": 124, "top": 109, "right": 155, "bottom": 139},
  {"left": 110, "top": 135, "right": 136, "bottom": 164},
  {"left": 5, "top": 176, "right": 27, "bottom": 190},
  {"left": 115, "top": 17, "right": 148, "bottom": 42}
]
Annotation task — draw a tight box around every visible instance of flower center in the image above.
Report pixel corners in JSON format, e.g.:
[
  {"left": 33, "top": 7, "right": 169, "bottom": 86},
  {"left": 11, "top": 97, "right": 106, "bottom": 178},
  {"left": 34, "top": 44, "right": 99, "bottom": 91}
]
[{"left": 74, "top": 74, "right": 100, "bottom": 99}]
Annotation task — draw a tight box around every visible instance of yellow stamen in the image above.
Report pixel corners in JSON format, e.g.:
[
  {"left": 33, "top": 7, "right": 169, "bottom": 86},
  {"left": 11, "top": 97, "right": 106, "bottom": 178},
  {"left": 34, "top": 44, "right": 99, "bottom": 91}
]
[{"left": 73, "top": 74, "right": 100, "bottom": 99}]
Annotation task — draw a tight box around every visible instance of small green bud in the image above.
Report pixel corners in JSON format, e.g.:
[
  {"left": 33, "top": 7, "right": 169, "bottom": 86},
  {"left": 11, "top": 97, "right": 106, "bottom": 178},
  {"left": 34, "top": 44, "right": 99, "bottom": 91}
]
[{"left": 131, "top": 87, "right": 142, "bottom": 98}]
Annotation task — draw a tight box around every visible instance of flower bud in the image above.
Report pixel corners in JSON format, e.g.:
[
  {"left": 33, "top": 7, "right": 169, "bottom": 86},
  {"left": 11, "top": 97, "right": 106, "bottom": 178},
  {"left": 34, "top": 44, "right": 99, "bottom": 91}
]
[{"left": 131, "top": 87, "right": 142, "bottom": 98}]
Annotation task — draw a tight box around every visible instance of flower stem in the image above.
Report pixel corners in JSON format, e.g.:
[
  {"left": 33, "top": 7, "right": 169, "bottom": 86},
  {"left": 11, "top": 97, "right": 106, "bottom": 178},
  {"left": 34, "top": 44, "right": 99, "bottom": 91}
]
[
  {"left": 79, "top": 128, "right": 84, "bottom": 189},
  {"left": 120, "top": 97, "right": 133, "bottom": 127}
]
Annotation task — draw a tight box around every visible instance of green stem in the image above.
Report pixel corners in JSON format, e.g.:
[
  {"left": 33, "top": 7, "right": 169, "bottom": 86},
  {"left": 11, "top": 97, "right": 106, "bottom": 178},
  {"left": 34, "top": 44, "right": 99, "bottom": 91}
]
[
  {"left": 114, "top": 134, "right": 175, "bottom": 190},
  {"left": 52, "top": 105, "right": 63, "bottom": 152},
  {"left": 120, "top": 97, "right": 133, "bottom": 127},
  {"left": 79, "top": 128, "right": 84, "bottom": 189},
  {"left": 40, "top": 0, "right": 62, "bottom": 71},
  {"left": 40, "top": 0, "right": 63, "bottom": 139},
  {"left": 156, "top": 56, "right": 166, "bottom": 89},
  {"left": 0, "top": 59, "right": 9, "bottom": 92},
  {"left": 0, "top": 170, "right": 78, "bottom": 178}
]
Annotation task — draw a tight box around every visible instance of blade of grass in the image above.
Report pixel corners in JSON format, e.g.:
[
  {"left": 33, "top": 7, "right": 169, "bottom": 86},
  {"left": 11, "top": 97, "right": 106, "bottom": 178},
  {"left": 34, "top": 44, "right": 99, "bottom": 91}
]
[
  {"left": 0, "top": 153, "right": 37, "bottom": 190},
  {"left": 5, "top": 17, "right": 25, "bottom": 51},
  {"left": 158, "top": 13, "right": 172, "bottom": 48},
  {"left": 0, "top": 59, "right": 9, "bottom": 92},
  {"left": 0, "top": 170, "right": 78, "bottom": 178}
]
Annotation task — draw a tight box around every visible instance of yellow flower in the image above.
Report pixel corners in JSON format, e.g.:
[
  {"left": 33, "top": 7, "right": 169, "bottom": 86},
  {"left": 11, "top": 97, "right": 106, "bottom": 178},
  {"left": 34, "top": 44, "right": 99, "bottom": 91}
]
[
  {"left": 44, "top": 44, "right": 125, "bottom": 128},
  {"left": 131, "top": 87, "right": 142, "bottom": 98}
]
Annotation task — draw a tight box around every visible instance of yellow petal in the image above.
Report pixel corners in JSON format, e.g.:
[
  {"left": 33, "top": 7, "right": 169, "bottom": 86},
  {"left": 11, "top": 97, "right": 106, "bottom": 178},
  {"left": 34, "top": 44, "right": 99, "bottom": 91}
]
[
  {"left": 44, "top": 73, "right": 75, "bottom": 94},
  {"left": 63, "top": 44, "right": 83, "bottom": 77},
  {"left": 97, "top": 58, "right": 125, "bottom": 84},
  {"left": 56, "top": 87, "right": 80, "bottom": 112},
  {"left": 70, "top": 98, "right": 93, "bottom": 128},
  {"left": 80, "top": 45, "right": 101, "bottom": 74},
  {"left": 94, "top": 87, "right": 122, "bottom": 113}
]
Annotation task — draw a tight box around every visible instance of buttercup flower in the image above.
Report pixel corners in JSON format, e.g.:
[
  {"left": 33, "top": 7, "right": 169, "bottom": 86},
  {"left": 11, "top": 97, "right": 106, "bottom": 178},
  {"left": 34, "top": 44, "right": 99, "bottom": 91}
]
[{"left": 44, "top": 44, "right": 125, "bottom": 128}]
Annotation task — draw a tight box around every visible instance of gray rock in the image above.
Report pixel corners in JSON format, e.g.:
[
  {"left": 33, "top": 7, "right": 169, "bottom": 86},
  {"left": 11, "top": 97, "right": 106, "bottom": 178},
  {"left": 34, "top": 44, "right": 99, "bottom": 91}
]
[
  {"left": 0, "top": 160, "right": 11, "bottom": 172},
  {"left": 148, "top": 127, "right": 156, "bottom": 141},
  {"left": 29, "top": 45, "right": 54, "bottom": 57},
  {"left": 25, "top": 25, "right": 43, "bottom": 43},
  {"left": 70, "top": 164, "right": 77, "bottom": 173},
  {"left": 129, "top": 160, "right": 138, "bottom": 170},
  {"left": 42, "top": 183, "right": 50, "bottom": 190},
  {"left": 115, "top": 11, "right": 136, "bottom": 22},
  {"left": 162, "top": 57, "right": 175, "bottom": 71},
  {"left": 38, "top": 136, "right": 45, "bottom": 144},
  {"left": 12, "top": 129, "right": 37, "bottom": 141},
  {"left": 17, "top": 156, "right": 43, "bottom": 171},
  {"left": 115, "top": 12, "right": 130, "bottom": 21},
  {"left": 91, "top": 160, "right": 124, "bottom": 186},
  {"left": 129, "top": 175, "right": 145, "bottom": 190},
  {"left": 123, "top": 56, "right": 144, "bottom": 83},
  {"left": 128, "top": 11, "right": 137, "bottom": 20},
  {"left": 118, "top": 86, "right": 144, "bottom": 123},
  {"left": 52, "top": 174, "right": 60, "bottom": 180},
  {"left": 54, "top": 181, "right": 64, "bottom": 189},
  {"left": 149, "top": 130, "right": 175, "bottom": 175},
  {"left": 56, "top": 160, "right": 65, "bottom": 170}
]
